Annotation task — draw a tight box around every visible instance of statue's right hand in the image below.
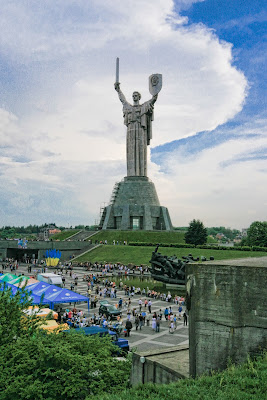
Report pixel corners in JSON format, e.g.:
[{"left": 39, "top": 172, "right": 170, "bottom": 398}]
[{"left": 114, "top": 82, "right": 120, "bottom": 91}]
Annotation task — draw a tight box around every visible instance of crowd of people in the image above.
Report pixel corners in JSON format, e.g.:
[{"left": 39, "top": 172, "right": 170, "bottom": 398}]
[
  {"left": 1, "top": 258, "right": 189, "bottom": 339},
  {"left": 56, "top": 300, "right": 188, "bottom": 337}
]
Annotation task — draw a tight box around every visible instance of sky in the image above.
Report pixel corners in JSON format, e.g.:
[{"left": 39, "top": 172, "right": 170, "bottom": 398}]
[{"left": 0, "top": 0, "right": 266, "bottom": 230}]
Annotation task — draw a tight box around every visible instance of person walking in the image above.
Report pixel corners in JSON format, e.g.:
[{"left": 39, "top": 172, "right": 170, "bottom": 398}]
[
  {"left": 138, "top": 298, "right": 143, "bottom": 312},
  {"left": 183, "top": 310, "right": 188, "bottom": 326},
  {"left": 178, "top": 304, "right": 183, "bottom": 320},
  {"left": 148, "top": 300, "right": 152, "bottom": 313},
  {"left": 169, "top": 320, "right": 175, "bottom": 334},
  {"left": 118, "top": 298, "right": 123, "bottom": 309},
  {"left": 125, "top": 320, "right": 132, "bottom": 337},
  {"left": 174, "top": 314, "right": 177, "bottom": 329},
  {"left": 139, "top": 314, "right": 144, "bottom": 330},
  {"left": 164, "top": 307, "right": 169, "bottom": 321},
  {"left": 135, "top": 315, "right": 140, "bottom": 330},
  {"left": 156, "top": 316, "right": 160, "bottom": 333},
  {"left": 141, "top": 310, "right": 146, "bottom": 325},
  {"left": 151, "top": 315, "right": 157, "bottom": 331}
]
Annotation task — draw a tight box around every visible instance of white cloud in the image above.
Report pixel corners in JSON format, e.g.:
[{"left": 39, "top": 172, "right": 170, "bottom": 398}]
[
  {"left": 0, "top": 0, "right": 258, "bottom": 228},
  {"left": 150, "top": 119, "right": 267, "bottom": 229}
]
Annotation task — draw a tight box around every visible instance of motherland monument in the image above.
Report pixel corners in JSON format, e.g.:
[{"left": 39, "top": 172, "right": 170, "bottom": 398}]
[{"left": 99, "top": 58, "right": 173, "bottom": 231}]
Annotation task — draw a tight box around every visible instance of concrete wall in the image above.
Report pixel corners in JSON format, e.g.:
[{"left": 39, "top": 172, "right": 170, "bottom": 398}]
[
  {"left": 0, "top": 240, "right": 93, "bottom": 261},
  {"left": 186, "top": 258, "right": 267, "bottom": 377},
  {"left": 131, "top": 345, "right": 189, "bottom": 386}
]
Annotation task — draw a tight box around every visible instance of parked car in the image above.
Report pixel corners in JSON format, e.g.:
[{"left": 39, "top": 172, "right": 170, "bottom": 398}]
[{"left": 99, "top": 301, "right": 122, "bottom": 319}]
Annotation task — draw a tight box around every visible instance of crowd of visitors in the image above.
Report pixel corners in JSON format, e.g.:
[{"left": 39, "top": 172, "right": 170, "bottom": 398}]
[{"left": 1, "top": 258, "right": 188, "bottom": 340}]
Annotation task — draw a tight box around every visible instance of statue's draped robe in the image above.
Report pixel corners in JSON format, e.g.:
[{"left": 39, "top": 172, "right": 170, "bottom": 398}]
[{"left": 122, "top": 101, "right": 154, "bottom": 177}]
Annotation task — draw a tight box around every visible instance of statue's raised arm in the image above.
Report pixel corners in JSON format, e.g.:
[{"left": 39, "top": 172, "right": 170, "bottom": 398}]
[
  {"left": 151, "top": 93, "right": 158, "bottom": 105},
  {"left": 114, "top": 82, "right": 128, "bottom": 106}
]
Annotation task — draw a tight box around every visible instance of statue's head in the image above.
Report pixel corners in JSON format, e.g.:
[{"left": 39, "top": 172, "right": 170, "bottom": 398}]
[{"left": 132, "top": 91, "right": 141, "bottom": 102}]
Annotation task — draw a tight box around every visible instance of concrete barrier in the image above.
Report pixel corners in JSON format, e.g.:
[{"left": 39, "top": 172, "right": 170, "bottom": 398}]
[{"left": 130, "top": 344, "right": 189, "bottom": 386}]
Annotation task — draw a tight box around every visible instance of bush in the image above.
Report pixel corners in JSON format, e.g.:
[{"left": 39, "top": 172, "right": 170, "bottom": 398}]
[
  {"left": 93, "top": 353, "right": 267, "bottom": 400},
  {"left": 128, "top": 242, "right": 195, "bottom": 249},
  {"left": 0, "top": 285, "right": 131, "bottom": 400}
]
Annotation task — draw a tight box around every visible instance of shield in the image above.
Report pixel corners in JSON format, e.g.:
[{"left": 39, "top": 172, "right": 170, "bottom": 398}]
[{"left": 149, "top": 73, "right": 162, "bottom": 95}]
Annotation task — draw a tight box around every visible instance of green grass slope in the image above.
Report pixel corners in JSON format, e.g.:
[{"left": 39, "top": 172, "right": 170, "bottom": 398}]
[
  {"left": 92, "top": 353, "right": 267, "bottom": 400},
  {"left": 87, "top": 230, "right": 185, "bottom": 244},
  {"left": 51, "top": 229, "right": 80, "bottom": 241},
  {"left": 75, "top": 245, "right": 267, "bottom": 265}
]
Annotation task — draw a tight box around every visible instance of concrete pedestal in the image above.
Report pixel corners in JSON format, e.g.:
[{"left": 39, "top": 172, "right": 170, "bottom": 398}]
[{"left": 100, "top": 176, "right": 173, "bottom": 231}]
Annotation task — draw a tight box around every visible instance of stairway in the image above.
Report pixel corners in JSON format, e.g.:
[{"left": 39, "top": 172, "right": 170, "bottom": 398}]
[{"left": 64, "top": 230, "right": 97, "bottom": 241}]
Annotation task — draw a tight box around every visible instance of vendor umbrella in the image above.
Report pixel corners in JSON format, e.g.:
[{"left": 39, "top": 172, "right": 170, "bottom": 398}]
[
  {"left": 9, "top": 276, "right": 29, "bottom": 287},
  {"left": 0, "top": 273, "right": 17, "bottom": 282}
]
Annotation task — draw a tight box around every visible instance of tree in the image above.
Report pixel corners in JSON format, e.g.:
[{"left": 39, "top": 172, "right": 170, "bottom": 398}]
[
  {"left": 0, "top": 332, "right": 131, "bottom": 400},
  {"left": 184, "top": 219, "right": 208, "bottom": 246},
  {"left": 0, "top": 284, "right": 131, "bottom": 399},
  {"left": 246, "top": 221, "right": 267, "bottom": 247},
  {"left": 0, "top": 283, "right": 44, "bottom": 346}
]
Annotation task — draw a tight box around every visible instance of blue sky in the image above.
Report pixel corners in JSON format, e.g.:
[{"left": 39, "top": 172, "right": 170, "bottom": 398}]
[
  {"left": 0, "top": 0, "right": 266, "bottom": 229},
  {"left": 153, "top": 0, "right": 267, "bottom": 161}
]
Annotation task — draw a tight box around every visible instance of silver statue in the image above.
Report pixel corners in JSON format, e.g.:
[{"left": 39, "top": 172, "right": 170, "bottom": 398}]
[{"left": 114, "top": 59, "right": 162, "bottom": 177}]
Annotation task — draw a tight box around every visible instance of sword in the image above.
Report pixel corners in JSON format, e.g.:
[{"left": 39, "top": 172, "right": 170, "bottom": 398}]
[{"left": 116, "top": 57, "right": 119, "bottom": 83}]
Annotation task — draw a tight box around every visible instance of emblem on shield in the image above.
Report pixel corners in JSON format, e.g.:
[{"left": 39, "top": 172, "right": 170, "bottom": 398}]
[{"left": 149, "top": 73, "right": 162, "bottom": 95}]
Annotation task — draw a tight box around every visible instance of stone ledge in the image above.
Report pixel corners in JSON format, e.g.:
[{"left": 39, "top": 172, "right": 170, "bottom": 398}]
[{"left": 136, "top": 344, "right": 189, "bottom": 358}]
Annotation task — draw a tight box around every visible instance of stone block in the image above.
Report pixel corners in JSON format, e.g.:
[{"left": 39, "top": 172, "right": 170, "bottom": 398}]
[{"left": 186, "top": 258, "right": 267, "bottom": 377}]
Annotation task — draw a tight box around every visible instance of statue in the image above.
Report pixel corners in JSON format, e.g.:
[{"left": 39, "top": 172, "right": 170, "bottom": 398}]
[
  {"left": 150, "top": 247, "right": 214, "bottom": 284},
  {"left": 114, "top": 58, "right": 162, "bottom": 177},
  {"left": 149, "top": 245, "right": 189, "bottom": 284}
]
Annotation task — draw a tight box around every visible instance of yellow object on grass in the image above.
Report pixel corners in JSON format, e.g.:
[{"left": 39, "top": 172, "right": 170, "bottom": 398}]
[{"left": 39, "top": 320, "right": 69, "bottom": 333}]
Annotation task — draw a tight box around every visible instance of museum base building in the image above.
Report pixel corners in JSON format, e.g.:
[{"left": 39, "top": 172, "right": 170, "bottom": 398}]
[{"left": 99, "top": 176, "right": 172, "bottom": 231}]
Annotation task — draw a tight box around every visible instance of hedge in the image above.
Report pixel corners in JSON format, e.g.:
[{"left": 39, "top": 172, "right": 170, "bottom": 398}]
[{"left": 128, "top": 242, "right": 267, "bottom": 252}]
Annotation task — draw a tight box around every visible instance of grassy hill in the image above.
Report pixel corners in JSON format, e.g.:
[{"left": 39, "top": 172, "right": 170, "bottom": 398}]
[
  {"left": 93, "top": 353, "right": 267, "bottom": 400},
  {"left": 86, "top": 230, "right": 186, "bottom": 244},
  {"left": 51, "top": 229, "right": 216, "bottom": 245},
  {"left": 51, "top": 229, "right": 80, "bottom": 240},
  {"left": 75, "top": 245, "right": 267, "bottom": 265}
]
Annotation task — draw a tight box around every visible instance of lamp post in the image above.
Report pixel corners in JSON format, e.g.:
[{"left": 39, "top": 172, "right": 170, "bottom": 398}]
[{"left": 140, "top": 356, "right": 146, "bottom": 384}]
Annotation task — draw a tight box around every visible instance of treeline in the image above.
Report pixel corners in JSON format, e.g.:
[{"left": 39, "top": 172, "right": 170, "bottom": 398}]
[
  {"left": 241, "top": 221, "right": 267, "bottom": 247},
  {"left": 175, "top": 226, "right": 241, "bottom": 240},
  {"left": 0, "top": 224, "right": 97, "bottom": 238},
  {"left": 206, "top": 226, "right": 241, "bottom": 239},
  {"left": 0, "top": 223, "right": 61, "bottom": 234}
]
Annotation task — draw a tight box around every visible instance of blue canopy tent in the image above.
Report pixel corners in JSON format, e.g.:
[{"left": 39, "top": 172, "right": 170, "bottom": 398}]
[
  {"left": 44, "top": 288, "right": 90, "bottom": 311},
  {"left": 28, "top": 283, "right": 65, "bottom": 307},
  {"left": 22, "top": 292, "right": 48, "bottom": 306},
  {"left": 0, "top": 281, "right": 19, "bottom": 295},
  {"left": 27, "top": 281, "right": 53, "bottom": 295},
  {"left": 2, "top": 280, "right": 89, "bottom": 311},
  {"left": 0, "top": 281, "right": 48, "bottom": 305}
]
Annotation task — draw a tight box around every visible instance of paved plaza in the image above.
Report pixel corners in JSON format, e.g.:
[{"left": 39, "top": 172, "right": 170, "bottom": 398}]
[{"left": 6, "top": 263, "right": 189, "bottom": 352}]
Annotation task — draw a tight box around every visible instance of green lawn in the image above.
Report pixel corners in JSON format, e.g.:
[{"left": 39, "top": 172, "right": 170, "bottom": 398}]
[
  {"left": 87, "top": 230, "right": 185, "bottom": 244},
  {"left": 75, "top": 245, "right": 267, "bottom": 265},
  {"left": 51, "top": 229, "right": 80, "bottom": 241}
]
